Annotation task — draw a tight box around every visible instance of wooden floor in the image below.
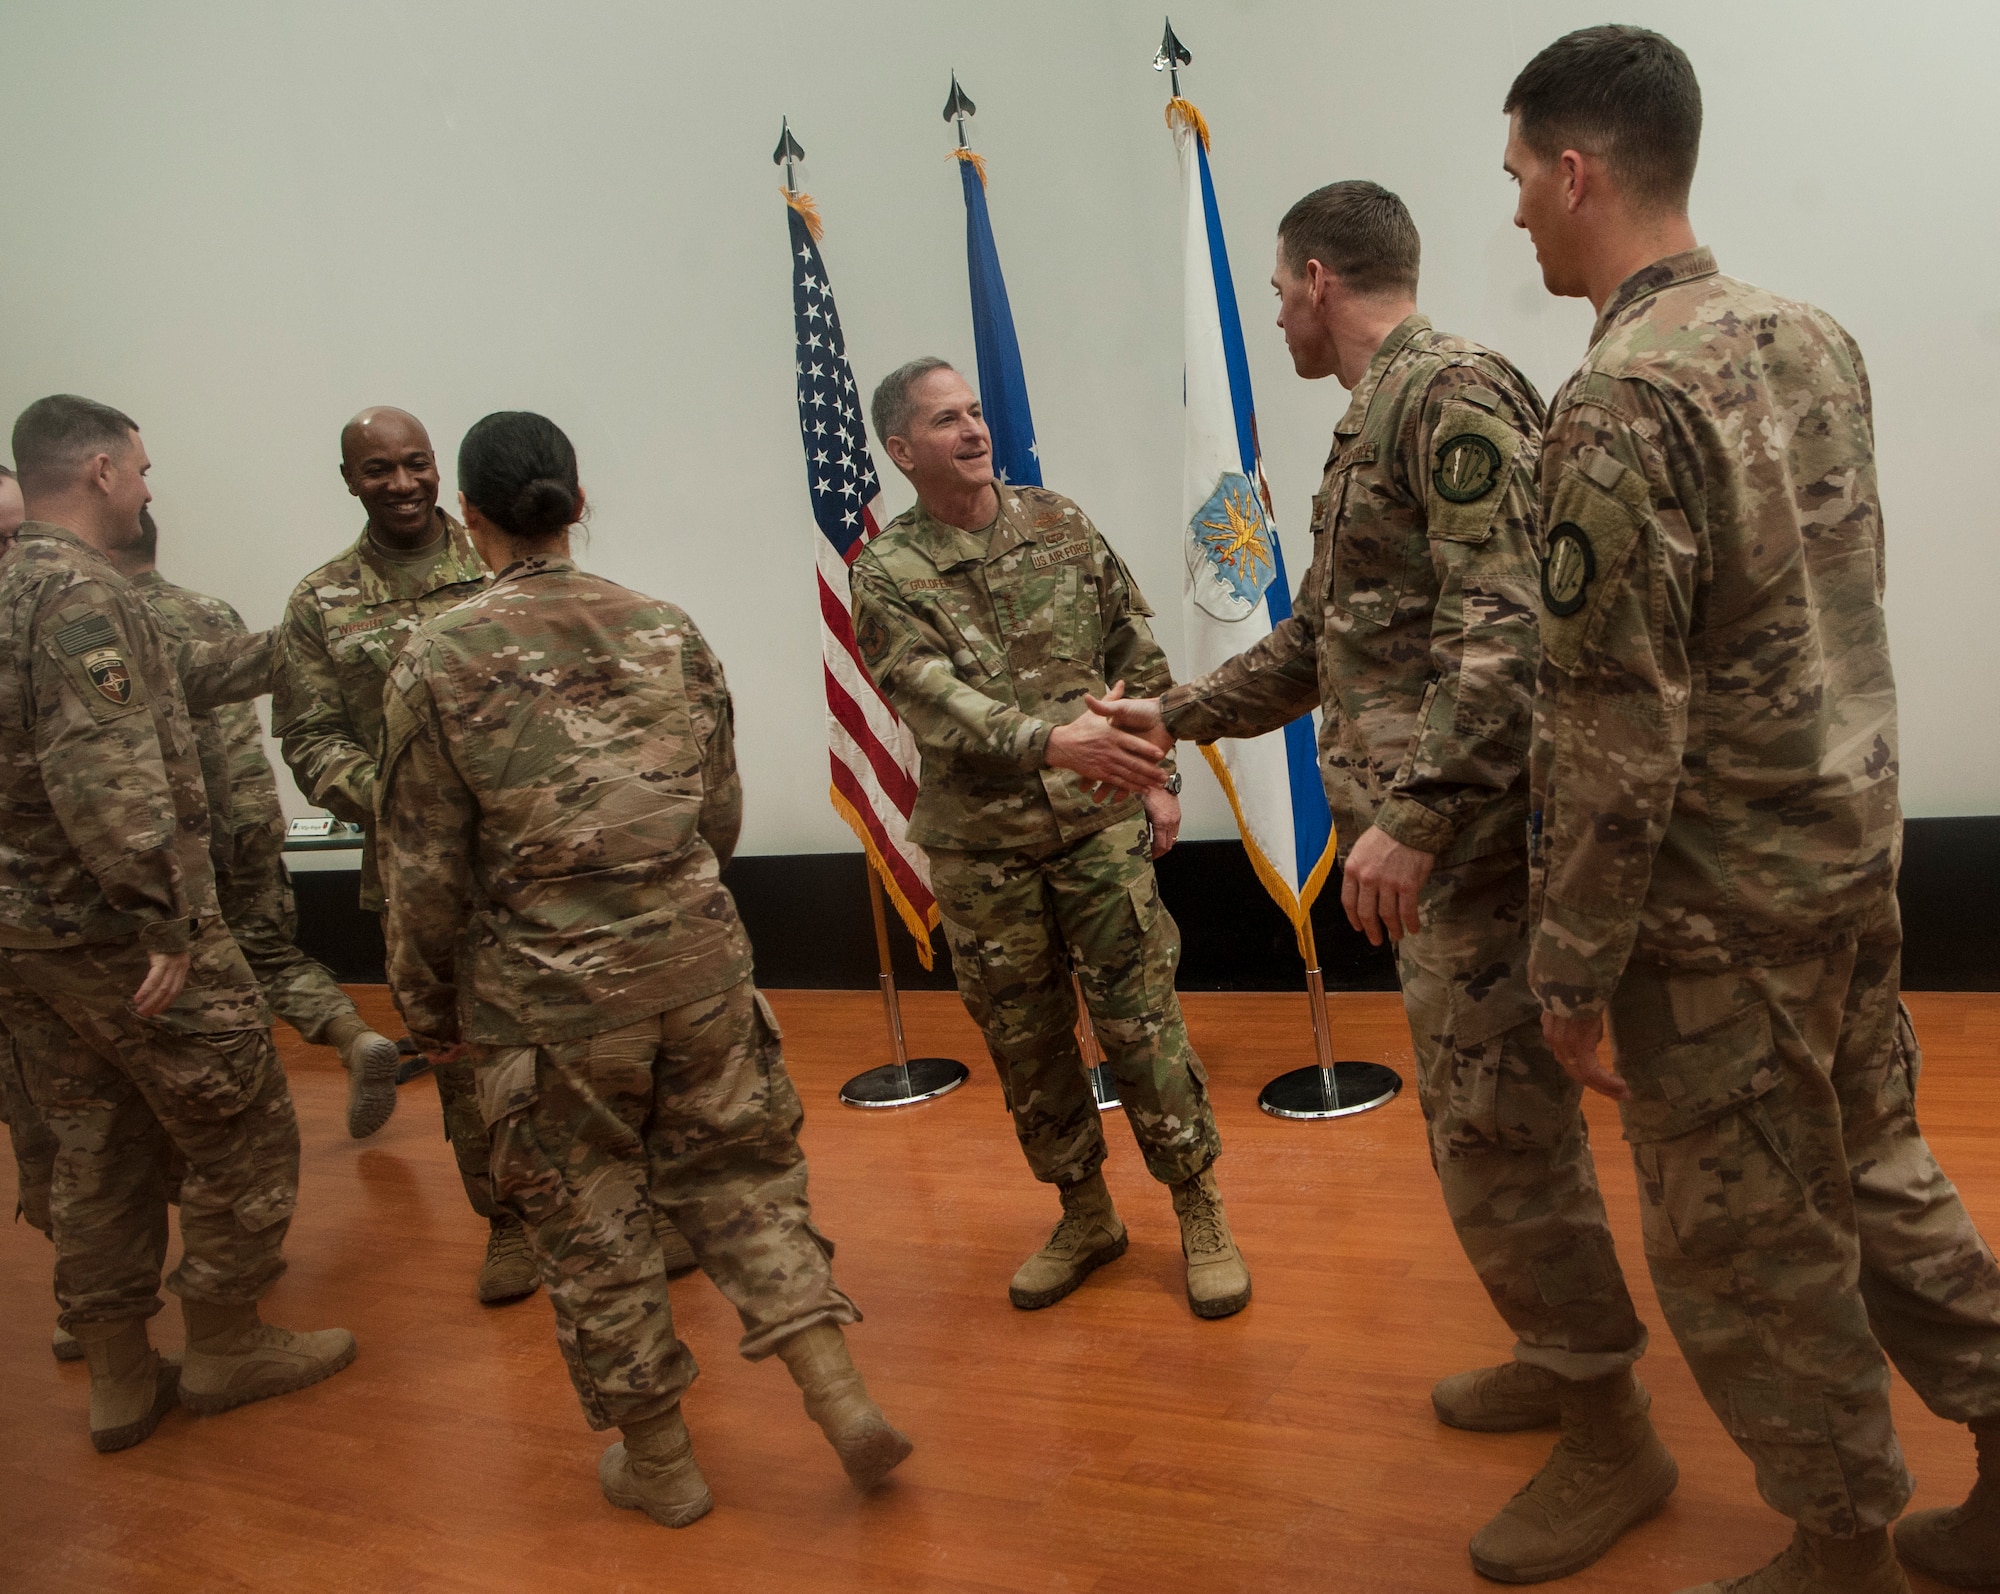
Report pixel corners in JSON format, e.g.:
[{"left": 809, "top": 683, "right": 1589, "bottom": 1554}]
[{"left": 1, "top": 990, "right": 1994, "bottom": 1593}]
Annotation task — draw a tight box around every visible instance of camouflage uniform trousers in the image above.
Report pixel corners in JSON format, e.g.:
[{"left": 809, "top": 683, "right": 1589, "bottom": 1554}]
[
  {"left": 475, "top": 979, "right": 859, "bottom": 1429},
  {"left": 218, "top": 815, "right": 361, "bottom": 1047},
  {"left": 1397, "top": 844, "right": 1648, "bottom": 1380},
  {"left": 1, "top": 1028, "right": 57, "bottom": 1233},
  {"left": 0, "top": 918, "right": 299, "bottom": 1330},
  {"left": 1608, "top": 912, "right": 2000, "bottom": 1535},
  {"left": 929, "top": 814, "right": 1222, "bottom": 1189}
]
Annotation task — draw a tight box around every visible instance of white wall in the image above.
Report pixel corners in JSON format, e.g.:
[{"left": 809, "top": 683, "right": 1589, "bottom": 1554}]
[{"left": 5, "top": 0, "right": 1996, "bottom": 850}]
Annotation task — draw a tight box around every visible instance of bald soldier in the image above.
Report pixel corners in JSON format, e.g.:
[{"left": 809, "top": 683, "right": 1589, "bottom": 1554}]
[
  {"left": 0, "top": 395, "right": 353, "bottom": 1452},
  {"left": 272, "top": 408, "right": 542, "bottom": 1301},
  {"left": 1507, "top": 27, "right": 2000, "bottom": 1593},
  {"left": 111, "top": 509, "right": 402, "bottom": 1139}
]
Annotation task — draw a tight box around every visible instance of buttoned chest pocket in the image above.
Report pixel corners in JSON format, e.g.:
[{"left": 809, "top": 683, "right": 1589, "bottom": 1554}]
[
  {"left": 1325, "top": 451, "right": 1426, "bottom": 632},
  {"left": 920, "top": 589, "right": 1009, "bottom": 684},
  {"left": 329, "top": 623, "right": 407, "bottom": 693},
  {"left": 1042, "top": 564, "right": 1102, "bottom": 665}
]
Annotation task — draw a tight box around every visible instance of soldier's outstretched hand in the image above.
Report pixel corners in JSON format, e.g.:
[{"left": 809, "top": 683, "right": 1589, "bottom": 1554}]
[
  {"left": 133, "top": 951, "right": 190, "bottom": 1017},
  {"left": 1046, "top": 689, "right": 1166, "bottom": 801},
  {"left": 1084, "top": 683, "right": 1175, "bottom": 755},
  {"left": 1543, "top": 1009, "right": 1630, "bottom": 1101}
]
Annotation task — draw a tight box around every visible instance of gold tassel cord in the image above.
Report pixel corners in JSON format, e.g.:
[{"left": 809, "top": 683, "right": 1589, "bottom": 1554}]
[
  {"left": 781, "top": 186, "right": 824, "bottom": 242},
  {"left": 1165, "top": 96, "right": 1210, "bottom": 150},
  {"left": 949, "top": 147, "right": 989, "bottom": 189}
]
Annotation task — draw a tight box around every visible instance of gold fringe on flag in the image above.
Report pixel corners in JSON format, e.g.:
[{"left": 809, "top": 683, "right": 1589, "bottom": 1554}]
[
  {"left": 781, "top": 186, "right": 824, "bottom": 241},
  {"left": 949, "top": 147, "right": 989, "bottom": 189},
  {"left": 1165, "top": 96, "right": 1210, "bottom": 150}
]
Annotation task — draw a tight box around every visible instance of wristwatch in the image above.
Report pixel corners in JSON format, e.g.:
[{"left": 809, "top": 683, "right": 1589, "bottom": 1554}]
[{"left": 1162, "top": 770, "right": 1183, "bottom": 796}]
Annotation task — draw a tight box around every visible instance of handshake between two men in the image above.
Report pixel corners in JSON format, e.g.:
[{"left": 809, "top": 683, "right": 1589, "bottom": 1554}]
[{"left": 1043, "top": 684, "right": 1431, "bottom": 950}]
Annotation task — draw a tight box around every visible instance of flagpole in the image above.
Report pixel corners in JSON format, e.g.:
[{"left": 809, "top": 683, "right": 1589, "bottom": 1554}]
[
  {"left": 1256, "top": 903, "right": 1402, "bottom": 1121},
  {"left": 1070, "top": 968, "right": 1120, "bottom": 1112},
  {"left": 838, "top": 862, "right": 970, "bottom": 1109}
]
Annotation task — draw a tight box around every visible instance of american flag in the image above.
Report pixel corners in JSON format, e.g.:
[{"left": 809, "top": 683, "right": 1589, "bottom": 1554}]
[{"left": 785, "top": 196, "right": 937, "bottom": 963}]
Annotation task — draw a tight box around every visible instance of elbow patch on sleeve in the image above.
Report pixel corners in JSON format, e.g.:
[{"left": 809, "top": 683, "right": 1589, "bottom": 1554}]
[
  {"left": 1539, "top": 446, "right": 1650, "bottom": 675},
  {"left": 1427, "top": 402, "right": 1525, "bottom": 545}
]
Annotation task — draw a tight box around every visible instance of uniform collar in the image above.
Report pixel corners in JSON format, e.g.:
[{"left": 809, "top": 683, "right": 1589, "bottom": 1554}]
[
  {"left": 492, "top": 555, "right": 576, "bottom": 582},
  {"left": 1591, "top": 246, "right": 1718, "bottom": 346},
  {"left": 349, "top": 512, "right": 486, "bottom": 604},
  {"left": 908, "top": 483, "right": 1030, "bottom": 569},
  {"left": 1334, "top": 313, "right": 1432, "bottom": 439}
]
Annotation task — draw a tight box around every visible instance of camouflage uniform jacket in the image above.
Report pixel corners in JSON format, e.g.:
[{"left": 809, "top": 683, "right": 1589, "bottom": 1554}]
[
  {"left": 134, "top": 571, "right": 283, "bottom": 844},
  {"left": 0, "top": 523, "right": 268, "bottom": 954},
  {"left": 851, "top": 484, "right": 1173, "bottom": 852},
  {"left": 272, "top": 513, "right": 486, "bottom": 909},
  {"left": 1160, "top": 316, "right": 1546, "bottom": 864},
  {"left": 1528, "top": 248, "right": 1898, "bottom": 1018},
  {"left": 378, "top": 557, "right": 752, "bottom": 1050}
]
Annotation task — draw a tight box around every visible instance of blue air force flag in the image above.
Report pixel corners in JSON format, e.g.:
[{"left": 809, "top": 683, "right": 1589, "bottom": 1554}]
[
  {"left": 1169, "top": 99, "right": 1336, "bottom": 942},
  {"left": 955, "top": 151, "right": 1041, "bottom": 488}
]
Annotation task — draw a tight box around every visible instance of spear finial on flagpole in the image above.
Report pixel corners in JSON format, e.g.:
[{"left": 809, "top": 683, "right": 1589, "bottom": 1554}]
[
  {"left": 772, "top": 117, "right": 821, "bottom": 239},
  {"left": 1154, "top": 17, "right": 1191, "bottom": 98},
  {"left": 942, "top": 71, "right": 976, "bottom": 150}
]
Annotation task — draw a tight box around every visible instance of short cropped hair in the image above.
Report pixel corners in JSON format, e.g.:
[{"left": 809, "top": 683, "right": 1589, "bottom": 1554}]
[
  {"left": 11, "top": 394, "right": 140, "bottom": 494},
  {"left": 1504, "top": 25, "right": 1702, "bottom": 213},
  {"left": 1277, "top": 181, "right": 1420, "bottom": 297},
  {"left": 871, "top": 357, "right": 954, "bottom": 448}
]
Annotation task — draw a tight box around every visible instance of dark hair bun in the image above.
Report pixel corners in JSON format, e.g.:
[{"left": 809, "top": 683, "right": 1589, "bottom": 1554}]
[
  {"left": 511, "top": 477, "right": 576, "bottom": 539},
  {"left": 458, "top": 411, "right": 580, "bottom": 542}
]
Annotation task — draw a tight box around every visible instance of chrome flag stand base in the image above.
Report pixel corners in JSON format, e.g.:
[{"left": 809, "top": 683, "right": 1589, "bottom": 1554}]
[
  {"left": 1258, "top": 964, "right": 1401, "bottom": 1120},
  {"left": 840, "top": 866, "right": 969, "bottom": 1110}
]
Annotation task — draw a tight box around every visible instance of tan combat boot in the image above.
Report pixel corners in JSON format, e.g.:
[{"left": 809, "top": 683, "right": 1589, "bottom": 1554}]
[
  {"left": 658, "top": 1218, "right": 697, "bottom": 1277},
  {"left": 72, "top": 1318, "right": 180, "bottom": 1453},
  {"left": 1009, "top": 1172, "right": 1127, "bottom": 1310},
  {"left": 178, "top": 1299, "right": 356, "bottom": 1414},
  {"left": 599, "top": 1406, "right": 713, "bottom": 1527},
  {"left": 476, "top": 1212, "right": 540, "bottom": 1304},
  {"left": 1678, "top": 1525, "right": 1912, "bottom": 1592},
  {"left": 1468, "top": 1366, "right": 1678, "bottom": 1582},
  {"left": 1895, "top": 1417, "right": 2000, "bottom": 1587},
  {"left": 1170, "top": 1166, "right": 1251, "bottom": 1320},
  {"left": 52, "top": 1324, "right": 84, "bottom": 1362},
  {"left": 1432, "top": 1361, "right": 1642, "bottom": 1433},
  {"left": 775, "top": 1322, "right": 913, "bottom": 1491},
  {"left": 329, "top": 1015, "right": 400, "bottom": 1140}
]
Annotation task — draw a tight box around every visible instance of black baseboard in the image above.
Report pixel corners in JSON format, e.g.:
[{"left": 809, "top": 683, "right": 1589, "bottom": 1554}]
[{"left": 290, "top": 814, "right": 1999, "bottom": 994}]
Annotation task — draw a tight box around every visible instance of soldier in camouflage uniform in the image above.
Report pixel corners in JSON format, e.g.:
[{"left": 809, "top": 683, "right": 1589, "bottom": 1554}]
[
  {"left": 112, "top": 509, "right": 402, "bottom": 1140},
  {"left": 272, "top": 405, "right": 544, "bottom": 1302},
  {"left": 1508, "top": 28, "right": 2000, "bottom": 1593},
  {"left": 851, "top": 359, "right": 1250, "bottom": 1321},
  {"left": 379, "top": 410, "right": 909, "bottom": 1528},
  {"left": 0, "top": 395, "right": 353, "bottom": 1453},
  {"left": 1098, "top": 182, "right": 1664, "bottom": 1581}
]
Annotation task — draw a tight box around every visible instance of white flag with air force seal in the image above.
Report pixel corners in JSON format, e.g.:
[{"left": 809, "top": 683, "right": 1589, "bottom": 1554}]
[{"left": 1170, "top": 98, "right": 1335, "bottom": 939}]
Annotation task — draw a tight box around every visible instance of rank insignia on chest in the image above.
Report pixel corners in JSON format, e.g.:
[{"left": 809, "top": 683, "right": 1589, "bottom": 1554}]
[
  {"left": 1433, "top": 433, "right": 1503, "bottom": 503},
  {"left": 81, "top": 646, "right": 134, "bottom": 705},
  {"left": 1542, "top": 523, "right": 1596, "bottom": 617}
]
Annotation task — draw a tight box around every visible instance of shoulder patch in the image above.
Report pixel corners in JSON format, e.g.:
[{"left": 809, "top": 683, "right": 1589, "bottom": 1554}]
[
  {"left": 55, "top": 613, "right": 118, "bottom": 656},
  {"left": 81, "top": 647, "right": 135, "bottom": 706},
  {"left": 1541, "top": 524, "right": 1596, "bottom": 617},
  {"left": 1432, "top": 433, "right": 1503, "bottom": 504}
]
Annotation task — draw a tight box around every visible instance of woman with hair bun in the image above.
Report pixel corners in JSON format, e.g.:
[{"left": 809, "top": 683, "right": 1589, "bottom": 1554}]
[{"left": 377, "top": 410, "right": 909, "bottom": 1527}]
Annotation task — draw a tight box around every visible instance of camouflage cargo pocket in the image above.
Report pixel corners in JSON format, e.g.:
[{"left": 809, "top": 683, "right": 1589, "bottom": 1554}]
[
  {"left": 477, "top": 1045, "right": 571, "bottom": 1226},
  {"left": 145, "top": 1027, "right": 270, "bottom": 1122}
]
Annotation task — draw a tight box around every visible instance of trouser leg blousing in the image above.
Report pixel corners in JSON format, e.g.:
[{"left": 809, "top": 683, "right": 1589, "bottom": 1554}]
[
  {"left": 1009, "top": 1170, "right": 1127, "bottom": 1310},
  {"left": 930, "top": 817, "right": 1222, "bottom": 1191},
  {"left": 481, "top": 982, "right": 860, "bottom": 1434}
]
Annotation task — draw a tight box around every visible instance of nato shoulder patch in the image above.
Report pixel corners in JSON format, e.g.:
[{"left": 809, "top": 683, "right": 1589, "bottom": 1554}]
[
  {"left": 81, "top": 646, "right": 134, "bottom": 706},
  {"left": 1433, "top": 433, "right": 1503, "bottom": 504},
  {"left": 55, "top": 612, "right": 118, "bottom": 656},
  {"left": 1542, "top": 523, "right": 1596, "bottom": 617}
]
